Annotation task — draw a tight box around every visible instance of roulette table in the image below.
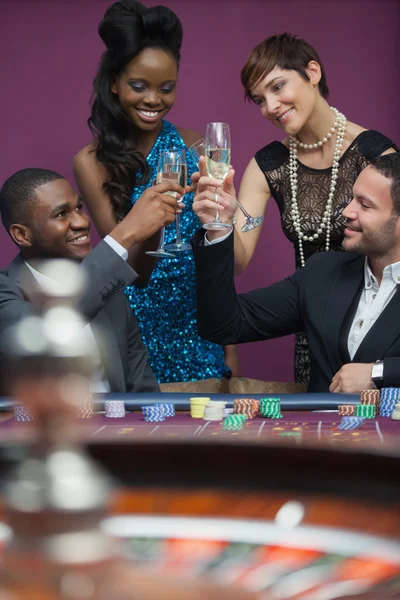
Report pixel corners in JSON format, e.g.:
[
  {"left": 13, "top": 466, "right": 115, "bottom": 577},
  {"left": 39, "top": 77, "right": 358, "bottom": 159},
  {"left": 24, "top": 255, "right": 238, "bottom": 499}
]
[{"left": 0, "top": 392, "right": 399, "bottom": 599}]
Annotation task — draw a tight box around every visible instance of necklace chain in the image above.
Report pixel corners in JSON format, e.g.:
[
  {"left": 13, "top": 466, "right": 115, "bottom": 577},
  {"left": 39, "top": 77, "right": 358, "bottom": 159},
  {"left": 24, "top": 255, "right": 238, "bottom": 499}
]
[{"left": 289, "top": 107, "right": 347, "bottom": 267}]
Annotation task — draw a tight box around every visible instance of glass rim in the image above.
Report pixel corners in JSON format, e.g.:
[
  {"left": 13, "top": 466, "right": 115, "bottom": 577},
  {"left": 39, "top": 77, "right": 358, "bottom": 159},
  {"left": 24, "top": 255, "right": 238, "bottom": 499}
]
[
  {"left": 157, "top": 149, "right": 186, "bottom": 164},
  {"left": 189, "top": 138, "right": 205, "bottom": 148},
  {"left": 158, "top": 149, "right": 186, "bottom": 155}
]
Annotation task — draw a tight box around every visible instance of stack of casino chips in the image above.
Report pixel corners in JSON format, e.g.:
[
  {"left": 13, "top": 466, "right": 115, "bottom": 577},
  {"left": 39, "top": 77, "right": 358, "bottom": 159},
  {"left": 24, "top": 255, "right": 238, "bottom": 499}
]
[
  {"left": 259, "top": 397, "right": 282, "bottom": 419},
  {"left": 156, "top": 403, "right": 175, "bottom": 417},
  {"left": 104, "top": 400, "right": 125, "bottom": 419},
  {"left": 391, "top": 401, "right": 400, "bottom": 420},
  {"left": 141, "top": 403, "right": 175, "bottom": 422},
  {"left": 203, "top": 401, "right": 225, "bottom": 421},
  {"left": 233, "top": 398, "right": 259, "bottom": 419},
  {"left": 14, "top": 405, "right": 34, "bottom": 422},
  {"left": 360, "top": 389, "right": 380, "bottom": 411},
  {"left": 222, "top": 414, "right": 247, "bottom": 431},
  {"left": 77, "top": 395, "right": 94, "bottom": 419},
  {"left": 142, "top": 405, "right": 165, "bottom": 422},
  {"left": 190, "top": 397, "right": 210, "bottom": 418},
  {"left": 379, "top": 388, "right": 400, "bottom": 417},
  {"left": 338, "top": 404, "right": 356, "bottom": 416},
  {"left": 338, "top": 416, "right": 365, "bottom": 431},
  {"left": 355, "top": 404, "right": 376, "bottom": 419},
  {"left": 338, "top": 389, "right": 381, "bottom": 420}
]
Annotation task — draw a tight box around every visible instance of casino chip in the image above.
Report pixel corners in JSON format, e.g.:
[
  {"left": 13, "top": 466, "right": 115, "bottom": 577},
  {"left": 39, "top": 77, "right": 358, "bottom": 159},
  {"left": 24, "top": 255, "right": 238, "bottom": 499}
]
[
  {"left": 222, "top": 414, "right": 247, "bottom": 431},
  {"left": 259, "top": 397, "right": 282, "bottom": 419},
  {"left": 141, "top": 405, "right": 165, "bottom": 422},
  {"left": 338, "top": 405, "right": 356, "bottom": 416},
  {"left": 379, "top": 388, "right": 400, "bottom": 417},
  {"left": 203, "top": 401, "right": 225, "bottom": 421},
  {"left": 355, "top": 404, "right": 375, "bottom": 419},
  {"left": 153, "top": 403, "right": 175, "bottom": 418},
  {"left": 77, "top": 395, "right": 94, "bottom": 419},
  {"left": 14, "top": 405, "right": 34, "bottom": 422},
  {"left": 104, "top": 400, "right": 126, "bottom": 418},
  {"left": 233, "top": 398, "right": 258, "bottom": 419},
  {"left": 190, "top": 397, "right": 210, "bottom": 419},
  {"left": 140, "top": 403, "right": 175, "bottom": 421},
  {"left": 161, "top": 403, "right": 175, "bottom": 417},
  {"left": 360, "top": 389, "right": 380, "bottom": 408},
  {"left": 338, "top": 416, "right": 365, "bottom": 430},
  {"left": 391, "top": 401, "right": 400, "bottom": 420}
]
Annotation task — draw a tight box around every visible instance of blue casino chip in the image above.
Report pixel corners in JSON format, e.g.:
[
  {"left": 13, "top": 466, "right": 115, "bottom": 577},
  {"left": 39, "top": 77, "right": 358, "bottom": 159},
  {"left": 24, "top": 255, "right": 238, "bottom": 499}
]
[{"left": 338, "top": 416, "right": 365, "bottom": 430}]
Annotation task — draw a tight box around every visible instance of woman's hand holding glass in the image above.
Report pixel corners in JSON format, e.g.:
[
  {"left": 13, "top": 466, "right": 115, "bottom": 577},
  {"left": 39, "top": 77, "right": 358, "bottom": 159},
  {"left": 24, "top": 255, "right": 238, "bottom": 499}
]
[
  {"left": 146, "top": 150, "right": 189, "bottom": 258},
  {"left": 192, "top": 156, "right": 238, "bottom": 239},
  {"left": 163, "top": 149, "right": 191, "bottom": 252},
  {"left": 201, "top": 122, "right": 232, "bottom": 232},
  {"left": 189, "top": 135, "right": 264, "bottom": 233}
]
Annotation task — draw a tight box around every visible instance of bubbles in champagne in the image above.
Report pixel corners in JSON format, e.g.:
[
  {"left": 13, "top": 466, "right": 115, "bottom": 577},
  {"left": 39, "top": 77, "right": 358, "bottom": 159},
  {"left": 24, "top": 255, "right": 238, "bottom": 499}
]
[
  {"left": 158, "top": 164, "right": 186, "bottom": 200},
  {"left": 179, "top": 164, "right": 187, "bottom": 188},
  {"left": 205, "top": 148, "right": 231, "bottom": 181}
]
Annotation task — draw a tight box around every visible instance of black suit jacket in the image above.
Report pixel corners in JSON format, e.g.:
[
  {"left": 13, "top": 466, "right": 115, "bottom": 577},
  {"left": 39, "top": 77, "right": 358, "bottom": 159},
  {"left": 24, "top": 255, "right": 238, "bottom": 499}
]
[
  {"left": 192, "top": 231, "right": 400, "bottom": 392},
  {"left": 0, "top": 241, "right": 159, "bottom": 394}
]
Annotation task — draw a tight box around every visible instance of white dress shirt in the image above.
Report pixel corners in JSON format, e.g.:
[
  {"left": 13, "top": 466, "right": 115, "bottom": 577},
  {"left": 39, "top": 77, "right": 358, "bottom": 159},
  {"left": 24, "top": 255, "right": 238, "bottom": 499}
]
[
  {"left": 204, "top": 230, "right": 232, "bottom": 246},
  {"left": 347, "top": 257, "right": 400, "bottom": 359},
  {"left": 24, "top": 235, "right": 128, "bottom": 392}
]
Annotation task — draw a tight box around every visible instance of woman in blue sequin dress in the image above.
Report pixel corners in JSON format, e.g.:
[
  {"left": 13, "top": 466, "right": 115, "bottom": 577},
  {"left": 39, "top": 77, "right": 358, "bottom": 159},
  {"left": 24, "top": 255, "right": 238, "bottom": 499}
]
[{"left": 73, "top": 0, "right": 238, "bottom": 383}]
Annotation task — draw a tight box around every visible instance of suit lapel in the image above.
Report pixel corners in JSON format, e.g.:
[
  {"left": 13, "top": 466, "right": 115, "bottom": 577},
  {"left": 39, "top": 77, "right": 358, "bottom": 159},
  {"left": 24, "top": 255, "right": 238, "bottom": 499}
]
[
  {"left": 322, "top": 256, "right": 365, "bottom": 373},
  {"left": 10, "top": 255, "right": 127, "bottom": 393},
  {"left": 353, "top": 287, "right": 400, "bottom": 362},
  {"left": 337, "top": 281, "right": 364, "bottom": 364},
  {"left": 8, "top": 254, "right": 39, "bottom": 301},
  {"left": 92, "top": 310, "right": 126, "bottom": 393}
]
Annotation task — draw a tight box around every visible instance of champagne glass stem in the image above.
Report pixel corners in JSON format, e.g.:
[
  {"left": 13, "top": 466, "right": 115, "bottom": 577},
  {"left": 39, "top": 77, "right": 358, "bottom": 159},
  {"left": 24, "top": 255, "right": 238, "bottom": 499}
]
[
  {"left": 146, "top": 225, "right": 175, "bottom": 258},
  {"left": 159, "top": 226, "right": 166, "bottom": 249},
  {"left": 175, "top": 212, "right": 182, "bottom": 247},
  {"left": 214, "top": 187, "right": 221, "bottom": 221},
  {"left": 237, "top": 199, "right": 251, "bottom": 219}
]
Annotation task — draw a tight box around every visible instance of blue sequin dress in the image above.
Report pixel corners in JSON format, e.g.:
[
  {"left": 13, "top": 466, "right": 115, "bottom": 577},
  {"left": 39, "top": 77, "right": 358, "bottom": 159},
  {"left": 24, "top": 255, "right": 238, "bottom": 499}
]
[{"left": 124, "top": 120, "right": 229, "bottom": 383}]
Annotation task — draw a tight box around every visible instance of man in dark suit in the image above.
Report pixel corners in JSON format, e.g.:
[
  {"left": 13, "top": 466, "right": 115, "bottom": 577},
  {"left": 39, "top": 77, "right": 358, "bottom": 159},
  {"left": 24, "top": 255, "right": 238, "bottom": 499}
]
[
  {"left": 0, "top": 168, "right": 186, "bottom": 393},
  {"left": 192, "top": 153, "right": 400, "bottom": 393}
]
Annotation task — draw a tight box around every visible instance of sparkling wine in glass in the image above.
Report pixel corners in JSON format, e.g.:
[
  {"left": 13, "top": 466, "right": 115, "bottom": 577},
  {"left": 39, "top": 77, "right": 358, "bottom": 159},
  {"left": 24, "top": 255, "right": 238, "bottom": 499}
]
[
  {"left": 203, "top": 123, "right": 232, "bottom": 231},
  {"left": 145, "top": 151, "right": 181, "bottom": 259},
  {"left": 189, "top": 137, "right": 264, "bottom": 233},
  {"left": 163, "top": 151, "right": 191, "bottom": 252}
]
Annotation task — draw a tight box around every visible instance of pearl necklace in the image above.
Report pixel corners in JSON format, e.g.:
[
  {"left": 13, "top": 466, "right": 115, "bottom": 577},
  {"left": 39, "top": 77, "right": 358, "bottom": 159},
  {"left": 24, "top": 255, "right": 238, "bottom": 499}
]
[
  {"left": 289, "top": 107, "right": 347, "bottom": 267},
  {"left": 294, "top": 107, "right": 341, "bottom": 149}
]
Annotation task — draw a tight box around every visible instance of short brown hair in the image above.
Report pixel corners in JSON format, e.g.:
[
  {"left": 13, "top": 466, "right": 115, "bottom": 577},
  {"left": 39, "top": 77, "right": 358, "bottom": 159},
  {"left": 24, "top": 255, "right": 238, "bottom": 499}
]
[
  {"left": 371, "top": 153, "right": 400, "bottom": 215},
  {"left": 241, "top": 33, "right": 329, "bottom": 101}
]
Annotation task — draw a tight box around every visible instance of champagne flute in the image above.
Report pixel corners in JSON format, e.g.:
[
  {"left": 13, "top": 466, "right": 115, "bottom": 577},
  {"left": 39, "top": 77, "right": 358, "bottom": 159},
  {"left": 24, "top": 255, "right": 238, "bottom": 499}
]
[
  {"left": 145, "top": 152, "right": 177, "bottom": 259},
  {"left": 203, "top": 123, "right": 232, "bottom": 231},
  {"left": 189, "top": 137, "right": 264, "bottom": 233},
  {"left": 163, "top": 150, "right": 191, "bottom": 252}
]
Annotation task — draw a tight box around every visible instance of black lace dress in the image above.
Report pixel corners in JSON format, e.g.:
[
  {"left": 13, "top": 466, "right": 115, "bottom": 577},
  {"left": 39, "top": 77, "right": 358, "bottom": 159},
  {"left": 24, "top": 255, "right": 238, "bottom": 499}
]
[{"left": 255, "top": 130, "right": 398, "bottom": 384}]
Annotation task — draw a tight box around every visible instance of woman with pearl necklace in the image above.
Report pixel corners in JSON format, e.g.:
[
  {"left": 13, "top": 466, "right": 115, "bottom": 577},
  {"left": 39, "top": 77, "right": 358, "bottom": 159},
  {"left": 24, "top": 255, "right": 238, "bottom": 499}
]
[{"left": 194, "top": 33, "right": 398, "bottom": 386}]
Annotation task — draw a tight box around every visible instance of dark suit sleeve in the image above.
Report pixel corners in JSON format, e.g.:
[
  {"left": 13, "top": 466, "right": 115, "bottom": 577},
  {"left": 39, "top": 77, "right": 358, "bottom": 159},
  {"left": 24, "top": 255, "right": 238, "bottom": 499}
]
[
  {"left": 0, "top": 273, "right": 35, "bottom": 335},
  {"left": 0, "top": 242, "right": 139, "bottom": 335},
  {"left": 192, "top": 231, "right": 304, "bottom": 346},
  {"left": 79, "top": 241, "right": 139, "bottom": 321},
  {"left": 382, "top": 358, "right": 400, "bottom": 388},
  {"left": 124, "top": 299, "right": 160, "bottom": 393}
]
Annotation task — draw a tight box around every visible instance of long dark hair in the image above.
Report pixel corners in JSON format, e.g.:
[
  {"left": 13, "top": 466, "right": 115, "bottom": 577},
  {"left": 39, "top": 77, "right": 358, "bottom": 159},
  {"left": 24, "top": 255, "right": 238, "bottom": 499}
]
[{"left": 89, "top": 0, "right": 182, "bottom": 222}]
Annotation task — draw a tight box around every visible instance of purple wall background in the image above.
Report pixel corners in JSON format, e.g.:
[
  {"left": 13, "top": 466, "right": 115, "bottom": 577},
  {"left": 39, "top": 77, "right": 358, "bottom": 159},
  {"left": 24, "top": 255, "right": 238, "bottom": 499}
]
[{"left": 1, "top": 0, "right": 399, "bottom": 382}]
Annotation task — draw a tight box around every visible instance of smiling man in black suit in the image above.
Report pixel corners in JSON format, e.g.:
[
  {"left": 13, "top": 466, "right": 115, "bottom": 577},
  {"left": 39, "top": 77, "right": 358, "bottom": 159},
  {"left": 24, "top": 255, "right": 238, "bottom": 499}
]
[
  {"left": 0, "top": 168, "right": 185, "bottom": 393},
  {"left": 192, "top": 153, "right": 400, "bottom": 394}
]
